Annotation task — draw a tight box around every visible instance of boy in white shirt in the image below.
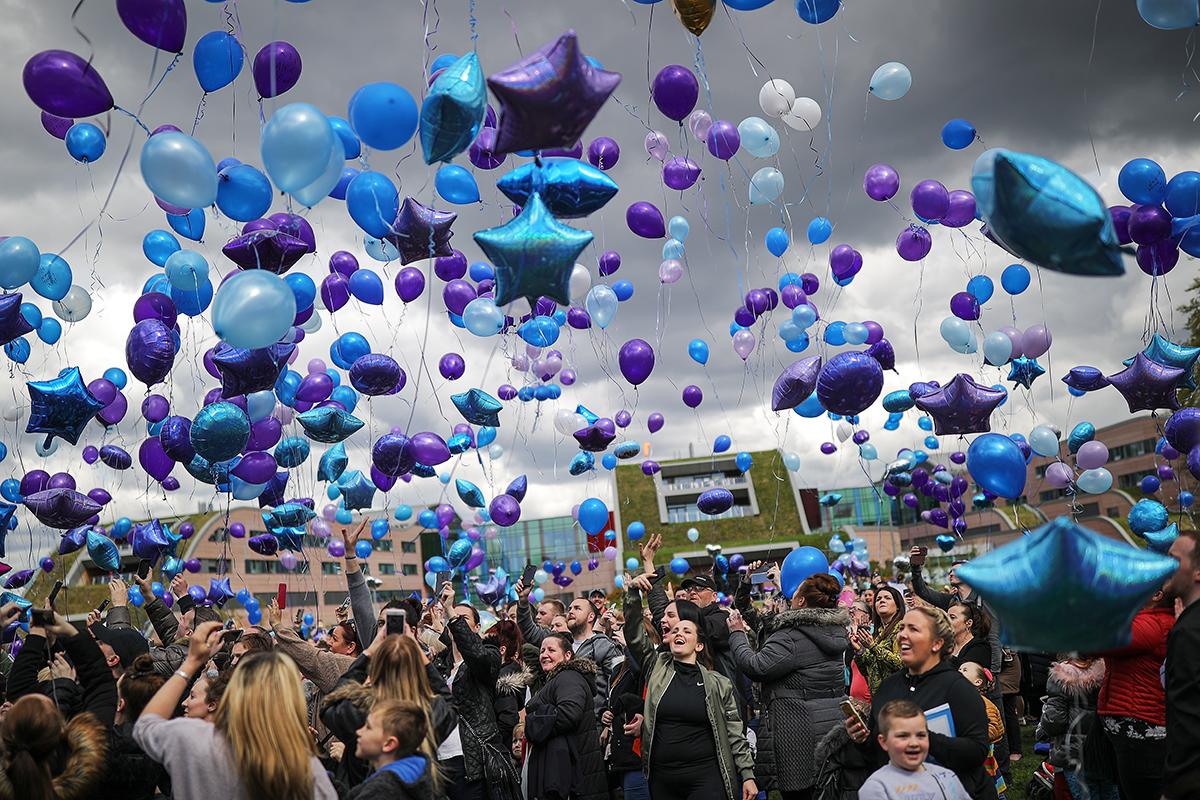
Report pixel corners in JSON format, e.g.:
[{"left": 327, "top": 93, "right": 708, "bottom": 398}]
[{"left": 860, "top": 699, "right": 972, "bottom": 800}]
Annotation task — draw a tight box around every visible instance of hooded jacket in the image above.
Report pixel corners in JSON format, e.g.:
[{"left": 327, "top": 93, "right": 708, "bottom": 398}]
[
  {"left": 1165, "top": 599, "right": 1200, "bottom": 800},
  {"left": 494, "top": 660, "right": 533, "bottom": 749},
  {"left": 1035, "top": 659, "right": 1106, "bottom": 769},
  {"left": 730, "top": 606, "right": 848, "bottom": 792},
  {"left": 1096, "top": 604, "right": 1174, "bottom": 726},
  {"left": 517, "top": 600, "right": 623, "bottom": 716},
  {"left": 524, "top": 658, "right": 607, "bottom": 800}
]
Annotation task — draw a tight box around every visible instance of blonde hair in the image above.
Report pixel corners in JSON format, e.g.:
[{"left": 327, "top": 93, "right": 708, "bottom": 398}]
[
  {"left": 367, "top": 635, "right": 441, "bottom": 787},
  {"left": 907, "top": 606, "right": 954, "bottom": 659},
  {"left": 214, "top": 651, "right": 315, "bottom": 800}
]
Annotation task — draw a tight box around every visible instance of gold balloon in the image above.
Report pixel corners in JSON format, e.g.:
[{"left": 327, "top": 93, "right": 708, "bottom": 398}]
[{"left": 672, "top": 0, "right": 715, "bottom": 36}]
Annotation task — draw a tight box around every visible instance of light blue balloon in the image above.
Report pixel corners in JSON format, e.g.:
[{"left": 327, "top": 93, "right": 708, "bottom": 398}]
[
  {"left": 966, "top": 274, "right": 994, "bottom": 302},
  {"left": 0, "top": 236, "right": 40, "bottom": 290},
  {"left": 65, "top": 122, "right": 105, "bottom": 163},
  {"left": 420, "top": 53, "right": 487, "bottom": 163},
  {"left": 668, "top": 216, "right": 689, "bottom": 241},
  {"left": 212, "top": 270, "right": 297, "bottom": 348},
  {"left": 348, "top": 269, "right": 384, "bottom": 305},
  {"left": 749, "top": 167, "right": 785, "bottom": 205},
  {"left": 737, "top": 117, "right": 779, "bottom": 159},
  {"left": 435, "top": 164, "right": 480, "bottom": 204},
  {"left": 1001, "top": 264, "right": 1030, "bottom": 295},
  {"left": 463, "top": 297, "right": 504, "bottom": 336},
  {"left": 216, "top": 163, "right": 273, "bottom": 221},
  {"left": 859, "top": 443, "right": 878, "bottom": 460},
  {"left": 140, "top": 131, "right": 218, "bottom": 208},
  {"left": 349, "top": 82, "right": 419, "bottom": 151},
  {"left": 328, "top": 116, "right": 361, "bottom": 159},
  {"left": 346, "top": 171, "right": 400, "bottom": 238},
  {"left": 688, "top": 338, "right": 709, "bottom": 364},
  {"left": 37, "top": 318, "right": 62, "bottom": 344},
  {"left": 261, "top": 103, "right": 335, "bottom": 193},
  {"left": 292, "top": 136, "right": 346, "bottom": 207},
  {"left": 783, "top": 451, "right": 801, "bottom": 471},
  {"left": 807, "top": 217, "right": 832, "bottom": 245},
  {"left": 164, "top": 250, "right": 209, "bottom": 291},
  {"left": 792, "top": 304, "right": 818, "bottom": 328},
  {"left": 142, "top": 229, "right": 180, "bottom": 267},
  {"left": 32, "top": 254, "right": 71, "bottom": 301},
  {"left": 193, "top": 30, "right": 243, "bottom": 92},
  {"left": 104, "top": 367, "right": 127, "bottom": 388},
  {"left": 1138, "top": 0, "right": 1200, "bottom": 29},
  {"left": 843, "top": 322, "right": 869, "bottom": 345},
  {"left": 869, "top": 62, "right": 912, "bottom": 101},
  {"left": 663, "top": 238, "right": 686, "bottom": 260},
  {"left": 585, "top": 285, "right": 618, "bottom": 329},
  {"left": 364, "top": 234, "right": 400, "bottom": 262},
  {"left": 171, "top": 277, "right": 213, "bottom": 317},
  {"left": 246, "top": 390, "right": 276, "bottom": 423}
]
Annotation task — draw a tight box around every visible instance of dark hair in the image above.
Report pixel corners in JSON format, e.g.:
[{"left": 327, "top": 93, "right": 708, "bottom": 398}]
[
  {"left": 373, "top": 699, "right": 428, "bottom": 757},
  {"left": 584, "top": 600, "right": 600, "bottom": 624},
  {"left": 871, "top": 586, "right": 906, "bottom": 640},
  {"left": 455, "top": 603, "right": 481, "bottom": 626},
  {"left": 543, "top": 632, "right": 574, "bottom": 656},
  {"left": 334, "top": 621, "right": 362, "bottom": 653},
  {"left": 668, "top": 616, "right": 712, "bottom": 670},
  {"left": 672, "top": 598, "right": 702, "bottom": 627},
  {"left": 204, "top": 670, "right": 232, "bottom": 707},
  {"left": 795, "top": 573, "right": 840, "bottom": 609},
  {"left": 239, "top": 632, "right": 273, "bottom": 657},
  {"left": 119, "top": 654, "right": 167, "bottom": 721},
  {"left": 485, "top": 619, "right": 523, "bottom": 664},
  {"left": 1, "top": 695, "right": 66, "bottom": 800},
  {"left": 951, "top": 600, "right": 992, "bottom": 640},
  {"left": 878, "top": 699, "right": 925, "bottom": 736}
]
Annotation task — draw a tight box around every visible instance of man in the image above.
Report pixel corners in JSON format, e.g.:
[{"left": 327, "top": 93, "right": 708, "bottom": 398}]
[
  {"left": 535, "top": 596, "right": 566, "bottom": 629},
  {"left": 588, "top": 589, "right": 608, "bottom": 613},
  {"left": 1164, "top": 529, "right": 1200, "bottom": 800},
  {"left": 91, "top": 623, "right": 150, "bottom": 679},
  {"left": 229, "top": 631, "right": 273, "bottom": 667},
  {"left": 105, "top": 574, "right": 219, "bottom": 677}
]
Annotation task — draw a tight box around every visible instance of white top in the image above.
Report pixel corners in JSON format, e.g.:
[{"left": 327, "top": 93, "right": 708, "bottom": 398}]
[{"left": 437, "top": 659, "right": 466, "bottom": 761}]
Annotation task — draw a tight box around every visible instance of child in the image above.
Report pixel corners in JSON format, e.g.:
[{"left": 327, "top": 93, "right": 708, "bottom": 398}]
[
  {"left": 348, "top": 699, "right": 434, "bottom": 800},
  {"left": 859, "top": 700, "right": 972, "bottom": 800},
  {"left": 1034, "top": 657, "right": 1117, "bottom": 800},
  {"left": 959, "top": 661, "right": 1007, "bottom": 798}
]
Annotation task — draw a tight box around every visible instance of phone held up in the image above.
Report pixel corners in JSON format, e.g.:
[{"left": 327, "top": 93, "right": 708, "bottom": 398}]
[{"left": 384, "top": 608, "right": 407, "bottom": 637}]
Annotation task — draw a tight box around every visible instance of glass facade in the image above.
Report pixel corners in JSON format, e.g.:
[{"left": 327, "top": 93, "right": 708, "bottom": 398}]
[
  {"left": 819, "top": 486, "right": 896, "bottom": 529},
  {"left": 666, "top": 502, "right": 751, "bottom": 523},
  {"left": 484, "top": 515, "right": 592, "bottom": 574}
]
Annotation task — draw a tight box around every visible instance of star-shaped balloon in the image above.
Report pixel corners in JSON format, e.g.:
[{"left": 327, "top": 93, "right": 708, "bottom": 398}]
[
  {"left": 957, "top": 516, "right": 1177, "bottom": 651},
  {"left": 819, "top": 493, "right": 843, "bottom": 507},
  {"left": 447, "top": 433, "right": 472, "bottom": 454},
  {"left": 257, "top": 471, "right": 290, "bottom": 508},
  {"left": 487, "top": 30, "right": 621, "bottom": 155},
  {"left": 912, "top": 374, "right": 1007, "bottom": 436},
  {"left": 421, "top": 52, "right": 488, "bottom": 164},
  {"left": 497, "top": 158, "right": 619, "bottom": 219},
  {"left": 222, "top": 229, "right": 309, "bottom": 274},
  {"left": 26, "top": 367, "right": 107, "bottom": 447},
  {"left": 0, "top": 502, "right": 14, "bottom": 557},
  {"left": 297, "top": 406, "right": 364, "bottom": 444},
  {"left": 207, "top": 577, "right": 235, "bottom": 607},
  {"left": 475, "top": 193, "right": 594, "bottom": 308},
  {"left": 273, "top": 527, "right": 306, "bottom": 552},
  {"left": 452, "top": 388, "right": 503, "bottom": 427},
  {"left": 0, "top": 293, "right": 35, "bottom": 346},
  {"left": 1122, "top": 333, "right": 1200, "bottom": 391},
  {"left": 211, "top": 342, "right": 295, "bottom": 397},
  {"left": 385, "top": 197, "right": 457, "bottom": 266},
  {"left": 130, "top": 519, "right": 171, "bottom": 563},
  {"left": 569, "top": 451, "right": 595, "bottom": 475},
  {"left": 1007, "top": 356, "right": 1046, "bottom": 390},
  {"left": 574, "top": 423, "right": 616, "bottom": 452},
  {"left": 771, "top": 356, "right": 822, "bottom": 412},
  {"left": 23, "top": 489, "right": 101, "bottom": 530},
  {"left": 265, "top": 502, "right": 316, "bottom": 530},
  {"left": 455, "top": 478, "right": 486, "bottom": 508},
  {"left": 1106, "top": 352, "right": 1183, "bottom": 413},
  {"left": 87, "top": 529, "right": 121, "bottom": 572},
  {"left": 317, "top": 442, "right": 348, "bottom": 482},
  {"left": 506, "top": 474, "right": 528, "bottom": 502},
  {"left": 59, "top": 524, "right": 90, "bottom": 555},
  {"left": 1141, "top": 522, "right": 1179, "bottom": 555},
  {"left": 337, "top": 469, "right": 377, "bottom": 511}
]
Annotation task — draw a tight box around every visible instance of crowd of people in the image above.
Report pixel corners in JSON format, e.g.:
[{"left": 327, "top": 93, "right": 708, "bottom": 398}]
[{"left": 1, "top": 522, "right": 1199, "bottom": 800}]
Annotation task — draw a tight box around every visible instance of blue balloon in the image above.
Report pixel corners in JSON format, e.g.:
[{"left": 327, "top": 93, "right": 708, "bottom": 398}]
[
  {"left": 5, "top": 336, "right": 30, "bottom": 364},
  {"left": 216, "top": 164, "right": 273, "bottom": 222},
  {"left": 19, "top": 303, "right": 40, "bottom": 329},
  {"left": 193, "top": 30, "right": 244, "bottom": 92},
  {"left": 285, "top": 272, "right": 317, "bottom": 310},
  {"left": 1118, "top": 157, "right": 1167, "bottom": 206},
  {"left": 348, "top": 269, "right": 384, "bottom": 305},
  {"left": 688, "top": 338, "right": 709, "bottom": 365},
  {"left": 735, "top": 451, "right": 753, "bottom": 472},
  {"left": 261, "top": 104, "right": 335, "bottom": 193},
  {"left": 941, "top": 118, "right": 976, "bottom": 150},
  {"left": 1129, "top": 499, "right": 1169, "bottom": 535},
  {"left": 469, "top": 261, "right": 495, "bottom": 282},
  {"left": 191, "top": 402, "right": 251, "bottom": 462},
  {"left": 966, "top": 274, "right": 993, "bottom": 303},
  {"left": 578, "top": 497, "right": 609, "bottom": 535},
  {"left": 601, "top": 453, "right": 617, "bottom": 470},
  {"left": 331, "top": 167, "right": 358, "bottom": 201},
  {"left": 167, "top": 208, "right": 206, "bottom": 242},
  {"left": 330, "top": 332, "right": 371, "bottom": 369},
  {"left": 32, "top": 254, "right": 71, "bottom": 301},
  {"left": 612, "top": 280, "right": 634, "bottom": 302},
  {"left": 65, "top": 122, "right": 105, "bottom": 162},
  {"left": 37, "top": 318, "right": 61, "bottom": 345},
  {"left": 164, "top": 250, "right": 209, "bottom": 291},
  {"left": 141, "top": 132, "right": 218, "bottom": 209},
  {"left": 171, "top": 277, "right": 214, "bottom": 317},
  {"left": 807, "top": 217, "right": 832, "bottom": 245},
  {"left": 725, "top": 0, "right": 775, "bottom": 9},
  {"left": 104, "top": 368, "right": 127, "bottom": 388},
  {"left": 517, "top": 316, "right": 560, "bottom": 347},
  {"left": 795, "top": 0, "right": 840, "bottom": 24},
  {"left": 780, "top": 546, "right": 830, "bottom": 598},
  {"left": 477, "top": 426, "right": 497, "bottom": 447},
  {"left": 349, "top": 82, "right": 419, "bottom": 151},
  {"left": 327, "top": 116, "right": 361, "bottom": 160},
  {"left": 966, "top": 433, "right": 1026, "bottom": 499},
  {"left": 330, "top": 385, "right": 358, "bottom": 413},
  {"left": 713, "top": 435, "right": 731, "bottom": 453},
  {"left": 435, "top": 164, "right": 481, "bottom": 204},
  {"left": 1139, "top": 0, "right": 1200, "bottom": 29},
  {"left": 142, "top": 230, "right": 180, "bottom": 266},
  {"left": 795, "top": 392, "right": 825, "bottom": 418},
  {"left": 1000, "top": 263, "right": 1030, "bottom": 295},
  {"left": 766, "top": 226, "right": 790, "bottom": 256},
  {"left": 346, "top": 171, "right": 400, "bottom": 238},
  {"left": 497, "top": 158, "right": 617, "bottom": 218},
  {"left": 823, "top": 321, "right": 846, "bottom": 346}
]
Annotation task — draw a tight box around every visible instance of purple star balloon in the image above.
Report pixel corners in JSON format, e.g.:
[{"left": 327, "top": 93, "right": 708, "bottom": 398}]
[
  {"left": 22, "top": 488, "right": 102, "bottom": 530},
  {"left": 1106, "top": 352, "right": 1183, "bottom": 413},
  {"left": 0, "top": 293, "right": 35, "bottom": 346},
  {"left": 573, "top": 424, "right": 617, "bottom": 452},
  {"left": 771, "top": 356, "right": 822, "bottom": 411},
  {"left": 913, "top": 373, "right": 1007, "bottom": 436},
  {"left": 385, "top": 197, "right": 457, "bottom": 265}
]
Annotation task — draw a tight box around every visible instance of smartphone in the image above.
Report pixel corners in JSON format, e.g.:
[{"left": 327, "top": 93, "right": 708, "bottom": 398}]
[
  {"left": 47, "top": 580, "right": 64, "bottom": 609},
  {"left": 136, "top": 559, "right": 152, "bottom": 580},
  {"left": 840, "top": 700, "right": 869, "bottom": 731},
  {"left": 31, "top": 608, "right": 54, "bottom": 627},
  {"left": 520, "top": 563, "right": 538, "bottom": 587},
  {"left": 220, "top": 628, "right": 243, "bottom": 645},
  {"left": 436, "top": 570, "right": 453, "bottom": 589},
  {"left": 384, "top": 608, "right": 406, "bottom": 636},
  {"left": 95, "top": 599, "right": 110, "bottom": 613},
  {"left": 277, "top": 583, "right": 287, "bottom": 611},
  {"left": 750, "top": 568, "right": 773, "bottom": 585},
  {"left": 647, "top": 565, "right": 669, "bottom": 585}
]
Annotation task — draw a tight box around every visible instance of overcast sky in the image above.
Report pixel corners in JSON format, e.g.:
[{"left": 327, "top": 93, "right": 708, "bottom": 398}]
[{"left": 2, "top": 0, "right": 1197, "bottom": 570}]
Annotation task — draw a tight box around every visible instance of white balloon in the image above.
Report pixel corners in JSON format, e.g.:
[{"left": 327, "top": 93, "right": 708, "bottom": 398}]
[
  {"left": 836, "top": 421, "right": 854, "bottom": 442},
  {"left": 52, "top": 284, "right": 92, "bottom": 322},
  {"left": 569, "top": 263, "right": 592, "bottom": 302},
  {"left": 2, "top": 404, "right": 26, "bottom": 422},
  {"left": 487, "top": 443, "right": 504, "bottom": 459},
  {"left": 300, "top": 311, "right": 323, "bottom": 333},
  {"left": 783, "top": 97, "right": 822, "bottom": 131},
  {"left": 759, "top": 79, "right": 796, "bottom": 118},
  {"left": 554, "top": 409, "right": 588, "bottom": 436}
]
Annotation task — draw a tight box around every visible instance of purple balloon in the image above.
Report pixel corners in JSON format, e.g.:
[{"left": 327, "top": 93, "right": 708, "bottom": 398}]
[
  {"left": 40, "top": 111, "right": 74, "bottom": 140},
  {"left": 438, "top": 352, "right": 466, "bottom": 380},
  {"left": 587, "top": 136, "right": 620, "bottom": 171},
  {"left": 1110, "top": 206, "right": 1133, "bottom": 245},
  {"left": 133, "top": 292, "right": 178, "bottom": 329},
  {"left": 159, "top": 416, "right": 194, "bottom": 462},
  {"left": 139, "top": 437, "right": 174, "bottom": 481},
  {"left": 328, "top": 250, "right": 359, "bottom": 278},
  {"left": 1128, "top": 204, "right": 1172, "bottom": 245},
  {"left": 87, "top": 378, "right": 117, "bottom": 405},
  {"left": 950, "top": 291, "right": 981, "bottom": 321},
  {"left": 142, "top": 393, "right": 170, "bottom": 422},
  {"left": 618, "top": 338, "right": 655, "bottom": 385},
  {"left": 706, "top": 119, "right": 740, "bottom": 160},
  {"left": 560, "top": 368, "right": 577, "bottom": 385},
  {"left": 910, "top": 180, "right": 950, "bottom": 221},
  {"left": 626, "top": 202, "right": 666, "bottom": 239},
  {"left": 116, "top": 0, "right": 187, "bottom": 53},
  {"left": 443, "top": 279, "right": 477, "bottom": 315},
  {"left": 647, "top": 412, "right": 665, "bottom": 433},
  {"left": 370, "top": 464, "right": 397, "bottom": 492},
  {"left": 942, "top": 190, "right": 977, "bottom": 228},
  {"left": 410, "top": 432, "right": 451, "bottom": 466},
  {"left": 1136, "top": 240, "right": 1179, "bottom": 276},
  {"left": 651, "top": 65, "right": 699, "bottom": 122},
  {"left": 321, "top": 273, "right": 351, "bottom": 312},
  {"left": 896, "top": 225, "right": 932, "bottom": 261},
  {"left": 47, "top": 472, "right": 76, "bottom": 490},
  {"left": 614, "top": 409, "right": 632, "bottom": 428},
  {"left": 733, "top": 305, "right": 756, "bottom": 328},
  {"left": 662, "top": 156, "right": 702, "bottom": 191},
  {"left": 98, "top": 445, "right": 132, "bottom": 471},
  {"left": 23, "top": 50, "right": 114, "bottom": 118},
  {"left": 20, "top": 470, "right": 50, "bottom": 497},
  {"left": 350, "top": 354, "right": 403, "bottom": 396},
  {"left": 772, "top": 355, "right": 822, "bottom": 411},
  {"left": 489, "top": 493, "right": 521, "bottom": 527},
  {"left": 863, "top": 163, "right": 900, "bottom": 202},
  {"left": 246, "top": 417, "right": 282, "bottom": 451},
  {"left": 434, "top": 250, "right": 468, "bottom": 282},
  {"left": 222, "top": 230, "right": 309, "bottom": 274},
  {"left": 296, "top": 372, "right": 333, "bottom": 403},
  {"left": 82, "top": 445, "right": 99, "bottom": 465},
  {"left": 682, "top": 385, "right": 703, "bottom": 408},
  {"left": 253, "top": 41, "right": 302, "bottom": 98},
  {"left": 126, "top": 319, "right": 176, "bottom": 386},
  {"left": 801, "top": 273, "right": 820, "bottom": 295},
  {"left": 23, "top": 488, "right": 101, "bottom": 530},
  {"left": 468, "top": 127, "right": 506, "bottom": 170},
  {"left": 394, "top": 267, "right": 426, "bottom": 303},
  {"left": 269, "top": 213, "right": 316, "bottom": 253},
  {"left": 598, "top": 250, "right": 621, "bottom": 276},
  {"left": 567, "top": 307, "right": 591, "bottom": 329},
  {"left": 233, "top": 451, "right": 277, "bottom": 484},
  {"left": 816, "top": 352, "right": 884, "bottom": 416},
  {"left": 863, "top": 321, "right": 884, "bottom": 345},
  {"left": 497, "top": 384, "right": 517, "bottom": 400}
]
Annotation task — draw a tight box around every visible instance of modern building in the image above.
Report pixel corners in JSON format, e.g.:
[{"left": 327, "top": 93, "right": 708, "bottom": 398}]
[{"left": 483, "top": 514, "right": 617, "bottom": 601}]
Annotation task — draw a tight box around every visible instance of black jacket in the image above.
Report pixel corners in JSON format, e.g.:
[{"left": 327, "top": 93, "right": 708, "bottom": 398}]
[
  {"left": 605, "top": 655, "right": 646, "bottom": 773},
  {"left": 525, "top": 658, "right": 607, "bottom": 800},
  {"left": 1165, "top": 600, "right": 1200, "bottom": 799},
  {"left": 495, "top": 660, "right": 533, "bottom": 749},
  {"left": 952, "top": 637, "right": 992, "bottom": 669},
  {"left": 98, "top": 721, "right": 168, "bottom": 800},
  {"left": 698, "top": 601, "right": 750, "bottom": 718},
  {"left": 441, "top": 616, "right": 504, "bottom": 783},
  {"left": 863, "top": 659, "right": 996, "bottom": 800}
]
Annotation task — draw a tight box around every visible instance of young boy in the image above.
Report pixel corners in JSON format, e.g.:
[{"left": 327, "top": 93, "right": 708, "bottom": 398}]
[
  {"left": 859, "top": 700, "right": 972, "bottom": 800},
  {"left": 348, "top": 699, "right": 433, "bottom": 800}
]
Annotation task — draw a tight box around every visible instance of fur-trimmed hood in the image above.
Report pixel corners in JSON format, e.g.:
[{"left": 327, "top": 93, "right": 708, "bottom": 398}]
[
  {"left": 322, "top": 679, "right": 373, "bottom": 712},
  {"left": 0, "top": 713, "right": 108, "bottom": 800},
  {"left": 764, "top": 606, "right": 851, "bottom": 660},
  {"left": 1048, "top": 659, "right": 1106, "bottom": 697},
  {"left": 765, "top": 606, "right": 850, "bottom": 633},
  {"left": 544, "top": 656, "right": 597, "bottom": 683},
  {"left": 496, "top": 664, "right": 534, "bottom": 695}
]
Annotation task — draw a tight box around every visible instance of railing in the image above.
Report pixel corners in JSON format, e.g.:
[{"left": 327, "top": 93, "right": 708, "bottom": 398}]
[{"left": 659, "top": 475, "right": 749, "bottom": 492}]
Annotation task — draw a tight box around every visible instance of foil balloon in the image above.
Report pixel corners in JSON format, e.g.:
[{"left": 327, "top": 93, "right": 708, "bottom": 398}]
[
  {"left": 337, "top": 470, "right": 377, "bottom": 511},
  {"left": 372, "top": 434, "right": 415, "bottom": 478},
  {"left": 569, "top": 451, "right": 595, "bottom": 475},
  {"left": 487, "top": 30, "right": 621, "bottom": 155},
  {"left": 1067, "top": 421, "right": 1096, "bottom": 454},
  {"left": 190, "top": 402, "right": 251, "bottom": 462},
  {"left": 1124, "top": 333, "right": 1200, "bottom": 391},
  {"left": 207, "top": 577, "right": 235, "bottom": 607},
  {"left": 1141, "top": 522, "right": 1179, "bottom": 554},
  {"left": 420, "top": 52, "right": 488, "bottom": 164},
  {"left": 1007, "top": 357, "right": 1046, "bottom": 390},
  {"left": 98, "top": 445, "right": 132, "bottom": 470},
  {"left": 130, "top": 519, "right": 171, "bottom": 563},
  {"left": 266, "top": 502, "right": 316, "bottom": 529},
  {"left": 211, "top": 342, "right": 295, "bottom": 397},
  {"left": 815, "top": 353, "right": 883, "bottom": 416},
  {"left": 23, "top": 488, "right": 101, "bottom": 529},
  {"left": 58, "top": 524, "right": 90, "bottom": 555},
  {"left": 497, "top": 158, "right": 619, "bottom": 218},
  {"left": 1106, "top": 353, "right": 1183, "bottom": 413},
  {"left": 957, "top": 517, "right": 1177, "bottom": 652},
  {"left": 1061, "top": 366, "right": 1110, "bottom": 393},
  {"left": 222, "top": 229, "right": 309, "bottom": 274},
  {"left": 506, "top": 474, "right": 528, "bottom": 502},
  {"left": 913, "top": 374, "right": 1007, "bottom": 436},
  {"left": 385, "top": 197, "right": 457, "bottom": 265},
  {"left": 316, "top": 441, "right": 348, "bottom": 483},
  {"left": 26, "top": 367, "right": 106, "bottom": 446},
  {"left": 972, "top": 149, "right": 1124, "bottom": 277},
  {"left": 1128, "top": 499, "right": 1169, "bottom": 535},
  {"left": 452, "top": 388, "right": 503, "bottom": 426},
  {"left": 867, "top": 338, "right": 896, "bottom": 372},
  {"left": 574, "top": 424, "right": 616, "bottom": 452},
  {"left": 475, "top": 193, "right": 593, "bottom": 308},
  {"left": 771, "top": 356, "right": 822, "bottom": 412},
  {"left": 125, "top": 319, "right": 176, "bottom": 386},
  {"left": 349, "top": 354, "right": 403, "bottom": 396},
  {"left": 455, "top": 479, "right": 486, "bottom": 508},
  {"left": 0, "top": 293, "right": 35, "bottom": 346},
  {"left": 86, "top": 530, "right": 121, "bottom": 572},
  {"left": 697, "top": 488, "right": 734, "bottom": 515},
  {"left": 297, "top": 406, "right": 364, "bottom": 443},
  {"left": 672, "top": 0, "right": 716, "bottom": 35}
]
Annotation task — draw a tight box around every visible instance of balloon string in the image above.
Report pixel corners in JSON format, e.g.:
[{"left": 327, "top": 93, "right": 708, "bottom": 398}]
[
  {"left": 1083, "top": 0, "right": 1104, "bottom": 179},
  {"left": 191, "top": 92, "right": 209, "bottom": 137}
]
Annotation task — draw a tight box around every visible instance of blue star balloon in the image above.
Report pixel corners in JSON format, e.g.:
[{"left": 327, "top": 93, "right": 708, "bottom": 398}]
[
  {"left": 1122, "top": 333, "right": 1200, "bottom": 391},
  {"left": 452, "top": 388, "right": 503, "bottom": 426},
  {"left": 0, "top": 292, "right": 35, "bottom": 346},
  {"left": 0, "top": 590, "right": 32, "bottom": 620},
  {"left": 272, "top": 527, "right": 306, "bottom": 552},
  {"left": 569, "top": 451, "right": 595, "bottom": 475},
  {"left": 58, "top": 524, "right": 90, "bottom": 555},
  {"left": 1106, "top": 353, "right": 1183, "bottom": 413},
  {"left": 1007, "top": 356, "right": 1046, "bottom": 390},
  {"left": 207, "top": 577, "right": 235, "bottom": 607},
  {"left": 211, "top": 342, "right": 295, "bottom": 397},
  {"left": 86, "top": 529, "right": 121, "bottom": 572},
  {"left": 819, "top": 493, "right": 843, "bottom": 507},
  {"left": 912, "top": 374, "right": 1007, "bottom": 436},
  {"left": 26, "top": 367, "right": 107, "bottom": 446},
  {"left": 0, "top": 502, "right": 14, "bottom": 556},
  {"left": 455, "top": 478, "right": 486, "bottom": 508},
  {"left": 497, "top": 158, "right": 619, "bottom": 218},
  {"left": 1142, "top": 522, "right": 1179, "bottom": 554},
  {"left": 23, "top": 489, "right": 101, "bottom": 530},
  {"left": 337, "top": 469, "right": 377, "bottom": 511},
  {"left": 973, "top": 149, "right": 1124, "bottom": 276},
  {"left": 420, "top": 52, "right": 488, "bottom": 164},
  {"left": 385, "top": 197, "right": 457, "bottom": 266},
  {"left": 265, "top": 502, "right": 316, "bottom": 529},
  {"left": 317, "top": 441, "right": 349, "bottom": 482},
  {"left": 957, "top": 516, "right": 1177, "bottom": 652},
  {"left": 447, "top": 433, "right": 472, "bottom": 454},
  {"left": 130, "top": 519, "right": 171, "bottom": 563},
  {"left": 474, "top": 192, "right": 594, "bottom": 307},
  {"left": 297, "top": 406, "right": 364, "bottom": 443}
]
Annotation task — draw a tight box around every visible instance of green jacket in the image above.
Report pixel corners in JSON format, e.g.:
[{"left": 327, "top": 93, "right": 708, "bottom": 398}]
[{"left": 623, "top": 589, "right": 755, "bottom": 800}]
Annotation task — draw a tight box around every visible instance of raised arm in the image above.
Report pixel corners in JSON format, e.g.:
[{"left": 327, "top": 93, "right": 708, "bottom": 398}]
[
  {"left": 622, "top": 575, "right": 659, "bottom": 672},
  {"left": 726, "top": 611, "right": 792, "bottom": 682},
  {"left": 514, "top": 578, "right": 549, "bottom": 647},
  {"left": 60, "top": 617, "right": 118, "bottom": 727},
  {"left": 342, "top": 520, "right": 377, "bottom": 643},
  {"left": 908, "top": 547, "right": 952, "bottom": 610}
]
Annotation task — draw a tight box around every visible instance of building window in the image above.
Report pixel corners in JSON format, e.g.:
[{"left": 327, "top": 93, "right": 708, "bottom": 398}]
[
  {"left": 373, "top": 539, "right": 394, "bottom": 553},
  {"left": 1034, "top": 465, "right": 1047, "bottom": 478},
  {"left": 402, "top": 564, "right": 418, "bottom": 576},
  {"left": 324, "top": 591, "right": 348, "bottom": 606},
  {"left": 1106, "top": 506, "right": 1120, "bottom": 517},
  {"left": 1109, "top": 438, "right": 1157, "bottom": 463},
  {"left": 1077, "top": 502, "right": 1100, "bottom": 518},
  {"left": 245, "top": 559, "right": 311, "bottom": 575},
  {"left": 666, "top": 502, "right": 752, "bottom": 523},
  {"left": 1039, "top": 490, "right": 1062, "bottom": 503},
  {"left": 1117, "top": 472, "right": 1144, "bottom": 490},
  {"left": 321, "top": 562, "right": 341, "bottom": 575},
  {"left": 401, "top": 541, "right": 417, "bottom": 553},
  {"left": 377, "top": 563, "right": 396, "bottom": 575}
]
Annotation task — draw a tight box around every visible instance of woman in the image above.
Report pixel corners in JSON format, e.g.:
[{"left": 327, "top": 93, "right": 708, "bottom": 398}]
[
  {"left": 948, "top": 600, "right": 992, "bottom": 668},
  {"left": 523, "top": 633, "right": 606, "bottom": 800},
  {"left": 852, "top": 585, "right": 904, "bottom": 695},
  {"left": 624, "top": 575, "right": 758, "bottom": 800},
  {"left": 847, "top": 599, "right": 873, "bottom": 701},
  {"left": 0, "top": 607, "right": 115, "bottom": 800},
  {"left": 182, "top": 671, "right": 227, "bottom": 721},
  {"left": 133, "top": 621, "right": 337, "bottom": 800},
  {"left": 100, "top": 654, "right": 168, "bottom": 800},
  {"left": 487, "top": 619, "right": 531, "bottom": 752},
  {"left": 1035, "top": 657, "right": 1117, "bottom": 800},
  {"left": 846, "top": 606, "right": 996, "bottom": 800},
  {"left": 728, "top": 573, "right": 848, "bottom": 800},
  {"left": 321, "top": 628, "right": 456, "bottom": 791}
]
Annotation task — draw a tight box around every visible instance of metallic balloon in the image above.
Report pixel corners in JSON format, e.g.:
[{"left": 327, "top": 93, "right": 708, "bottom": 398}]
[
  {"left": 23, "top": 488, "right": 102, "bottom": 529},
  {"left": 420, "top": 52, "right": 488, "bottom": 164},
  {"left": 25, "top": 367, "right": 106, "bottom": 446},
  {"left": 496, "top": 158, "right": 618, "bottom": 219},
  {"left": 771, "top": 356, "right": 822, "bottom": 412},
  {"left": 385, "top": 197, "right": 457, "bottom": 266},
  {"left": 297, "top": 406, "right": 364, "bottom": 443},
  {"left": 1106, "top": 353, "right": 1183, "bottom": 413},
  {"left": 912, "top": 374, "right": 1006, "bottom": 436},
  {"left": 672, "top": 0, "right": 716, "bottom": 36}
]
